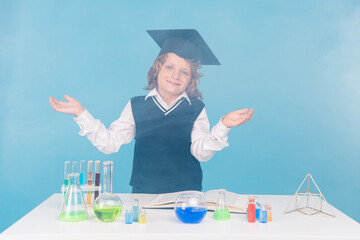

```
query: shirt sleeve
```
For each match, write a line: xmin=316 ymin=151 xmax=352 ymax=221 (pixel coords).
xmin=74 ymin=100 xmax=135 ymax=154
xmin=190 ymin=108 xmax=231 ymax=162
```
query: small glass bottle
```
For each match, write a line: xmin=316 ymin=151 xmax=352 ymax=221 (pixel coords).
xmin=93 ymin=161 xmax=123 ymax=222
xmin=125 ymin=209 xmax=133 ymax=224
xmin=255 ymin=200 xmax=260 ymax=220
xmin=133 ymin=197 xmax=139 ymax=222
xmin=213 ymin=189 xmax=230 ymax=220
xmin=259 ymin=204 xmax=267 ymax=223
xmin=247 ymin=195 xmax=256 ymax=223
xmin=138 ymin=208 xmax=146 ymax=224
xmin=266 ymin=204 xmax=272 ymax=222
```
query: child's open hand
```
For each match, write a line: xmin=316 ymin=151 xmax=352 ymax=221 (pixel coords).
xmin=222 ymin=108 xmax=254 ymax=128
xmin=49 ymin=95 xmax=85 ymax=117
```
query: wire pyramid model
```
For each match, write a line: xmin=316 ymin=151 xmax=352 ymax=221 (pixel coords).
xmin=284 ymin=173 xmax=335 ymax=217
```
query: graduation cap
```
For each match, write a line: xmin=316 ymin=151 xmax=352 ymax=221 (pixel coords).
xmin=147 ymin=29 xmax=220 ymax=65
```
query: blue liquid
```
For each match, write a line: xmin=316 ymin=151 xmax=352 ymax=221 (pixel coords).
xmin=175 ymin=207 xmax=207 ymax=224
xmin=125 ymin=212 xmax=133 ymax=224
xmin=133 ymin=206 xmax=139 ymax=222
xmin=256 ymin=208 xmax=260 ymax=220
xmin=259 ymin=210 xmax=267 ymax=223
xmin=80 ymin=172 xmax=86 ymax=185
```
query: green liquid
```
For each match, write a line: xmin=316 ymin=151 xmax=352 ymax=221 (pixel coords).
xmin=213 ymin=208 xmax=231 ymax=220
xmin=59 ymin=210 xmax=88 ymax=222
xmin=93 ymin=205 xmax=122 ymax=222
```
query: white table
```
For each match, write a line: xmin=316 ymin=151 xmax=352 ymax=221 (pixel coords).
xmin=1 ymin=194 xmax=359 ymax=240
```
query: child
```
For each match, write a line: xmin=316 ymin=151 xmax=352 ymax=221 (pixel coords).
xmin=49 ymin=29 xmax=254 ymax=194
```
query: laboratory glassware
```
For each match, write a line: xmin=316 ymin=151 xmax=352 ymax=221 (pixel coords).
xmin=138 ymin=208 xmax=146 ymax=224
xmin=93 ymin=161 xmax=122 ymax=222
xmin=72 ymin=161 xmax=79 ymax=174
xmin=86 ymin=160 xmax=94 ymax=206
xmin=133 ymin=197 xmax=139 ymax=222
xmin=259 ymin=203 xmax=268 ymax=223
xmin=266 ymin=204 xmax=272 ymax=222
xmin=125 ymin=209 xmax=133 ymax=224
xmin=59 ymin=173 xmax=88 ymax=222
xmin=213 ymin=189 xmax=230 ymax=220
xmin=80 ymin=160 xmax=87 ymax=186
xmin=63 ymin=161 xmax=71 ymax=196
xmin=94 ymin=160 xmax=101 ymax=201
xmin=174 ymin=193 xmax=207 ymax=224
xmin=247 ymin=195 xmax=256 ymax=223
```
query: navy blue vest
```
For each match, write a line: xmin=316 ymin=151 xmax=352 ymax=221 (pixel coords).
xmin=130 ymin=96 xmax=205 ymax=194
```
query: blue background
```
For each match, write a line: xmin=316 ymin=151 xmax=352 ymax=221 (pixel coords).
xmin=1 ymin=0 xmax=359 ymax=232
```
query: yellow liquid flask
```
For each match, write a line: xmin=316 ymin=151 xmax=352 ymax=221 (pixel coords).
xmin=213 ymin=189 xmax=231 ymax=220
xmin=59 ymin=173 xmax=88 ymax=222
xmin=93 ymin=161 xmax=122 ymax=222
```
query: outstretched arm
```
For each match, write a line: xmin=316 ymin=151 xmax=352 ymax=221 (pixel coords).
xmin=49 ymin=95 xmax=135 ymax=154
xmin=191 ymin=108 xmax=254 ymax=162
xmin=49 ymin=95 xmax=85 ymax=117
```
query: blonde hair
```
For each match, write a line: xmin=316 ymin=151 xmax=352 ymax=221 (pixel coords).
xmin=145 ymin=53 xmax=204 ymax=100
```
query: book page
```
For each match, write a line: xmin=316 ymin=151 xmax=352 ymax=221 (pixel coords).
xmin=143 ymin=190 xmax=201 ymax=207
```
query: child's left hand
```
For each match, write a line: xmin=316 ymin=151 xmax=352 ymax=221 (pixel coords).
xmin=222 ymin=108 xmax=254 ymax=128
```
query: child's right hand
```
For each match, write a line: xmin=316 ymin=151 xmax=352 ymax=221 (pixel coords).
xmin=49 ymin=95 xmax=85 ymax=117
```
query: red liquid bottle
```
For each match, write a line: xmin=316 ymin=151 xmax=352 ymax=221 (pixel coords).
xmin=248 ymin=195 xmax=256 ymax=223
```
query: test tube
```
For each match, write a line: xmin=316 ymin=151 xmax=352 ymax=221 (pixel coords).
xmin=80 ymin=160 xmax=87 ymax=199
xmin=94 ymin=160 xmax=101 ymax=201
xmin=72 ymin=161 xmax=79 ymax=173
xmin=86 ymin=160 xmax=94 ymax=206
xmin=64 ymin=161 xmax=70 ymax=196
xmin=79 ymin=160 xmax=87 ymax=186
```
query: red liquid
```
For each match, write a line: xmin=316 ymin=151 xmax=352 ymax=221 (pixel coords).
xmin=94 ymin=173 xmax=100 ymax=200
xmin=248 ymin=203 xmax=256 ymax=223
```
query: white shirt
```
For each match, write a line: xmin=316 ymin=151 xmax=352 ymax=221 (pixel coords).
xmin=74 ymin=89 xmax=231 ymax=162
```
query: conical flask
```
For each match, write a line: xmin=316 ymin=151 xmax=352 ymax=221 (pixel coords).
xmin=93 ymin=161 xmax=122 ymax=222
xmin=59 ymin=173 xmax=88 ymax=222
xmin=213 ymin=189 xmax=231 ymax=220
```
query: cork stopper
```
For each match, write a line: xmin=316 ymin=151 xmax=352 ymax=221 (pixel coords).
xmin=249 ymin=195 xmax=255 ymax=202
xmin=266 ymin=204 xmax=271 ymax=210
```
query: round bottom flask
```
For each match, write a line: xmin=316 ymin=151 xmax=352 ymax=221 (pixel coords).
xmin=93 ymin=161 xmax=122 ymax=222
xmin=174 ymin=193 xmax=207 ymax=224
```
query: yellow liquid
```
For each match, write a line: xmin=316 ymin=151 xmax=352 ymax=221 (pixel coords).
xmin=139 ymin=214 xmax=146 ymax=224
xmin=267 ymin=211 xmax=272 ymax=221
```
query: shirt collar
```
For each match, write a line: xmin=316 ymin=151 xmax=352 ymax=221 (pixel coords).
xmin=145 ymin=88 xmax=192 ymax=105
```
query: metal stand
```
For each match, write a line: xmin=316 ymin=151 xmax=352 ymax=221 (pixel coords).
xmin=284 ymin=173 xmax=335 ymax=217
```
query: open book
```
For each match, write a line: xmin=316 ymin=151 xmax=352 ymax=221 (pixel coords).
xmin=142 ymin=189 xmax=247 ymax=214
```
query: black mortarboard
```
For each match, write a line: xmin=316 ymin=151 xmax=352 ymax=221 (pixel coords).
xmin=147 ymin=29 xmax=220 ymax=65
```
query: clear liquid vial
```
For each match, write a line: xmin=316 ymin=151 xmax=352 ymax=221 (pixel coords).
xmin=213 ymin=189 xmax=231 ymax=220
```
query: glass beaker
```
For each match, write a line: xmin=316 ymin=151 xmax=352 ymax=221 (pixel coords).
xmin=213 ymin=189 xmax=231 ymax=220
xmin=93 ymin=161 xmax=122 ymax=222
xmin=174 ymin=193 xmax=207 ymax=224
xmin=59 ymin=173 xmax=88 ymax=222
